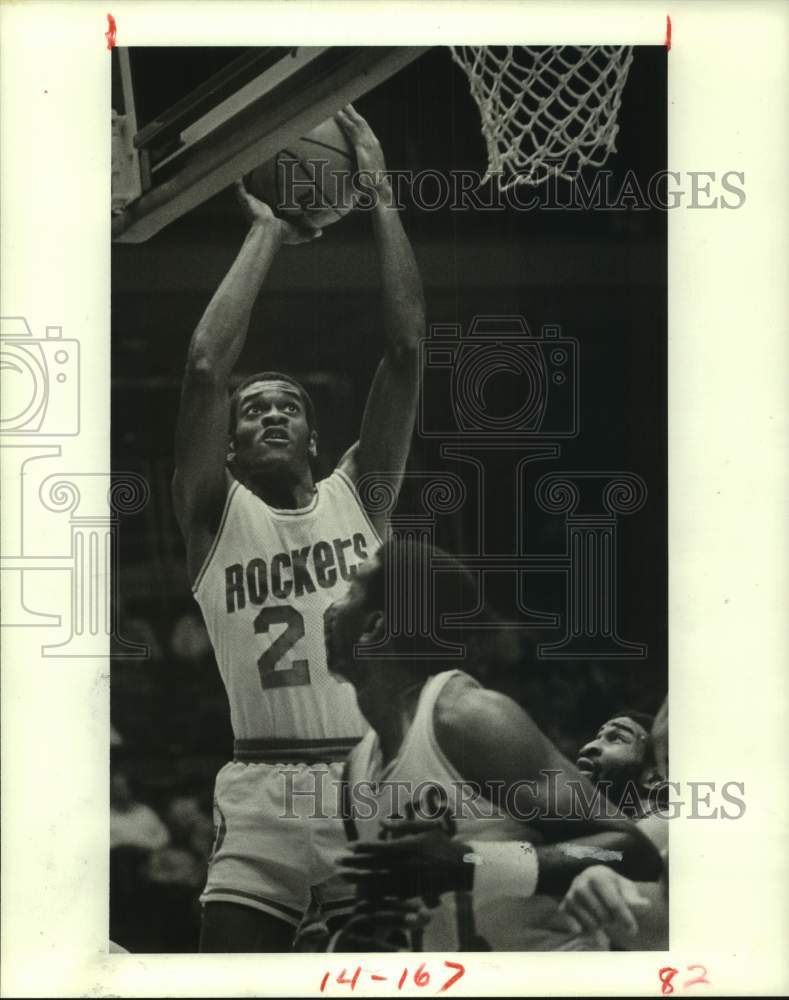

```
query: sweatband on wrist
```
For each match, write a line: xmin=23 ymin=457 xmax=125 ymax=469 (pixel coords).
xmin=465 ymin=840 xmax=539 ymax=900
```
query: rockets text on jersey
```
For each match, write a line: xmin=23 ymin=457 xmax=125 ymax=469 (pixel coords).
xmin=194 ymin=468 xmax=381 ymax=745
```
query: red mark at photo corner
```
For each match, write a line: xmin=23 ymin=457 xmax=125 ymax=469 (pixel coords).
xmin=659 ymin=964 xmax=711 ymax=995
xmin=106 ymin=13 xmax=117 ymax=50
xmin=665 ymin=15 xmax=672 ymax=51
xmin=320 ymin=961 xmax=465 ymax=993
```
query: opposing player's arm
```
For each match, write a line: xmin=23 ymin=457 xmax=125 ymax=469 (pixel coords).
xmin=173 ymin=185 xmax=317 ymax=583
xmin=335 ymin=107 xmax=424 ymax=530
xmin=435 ymin=683 xmax=663 ymax=887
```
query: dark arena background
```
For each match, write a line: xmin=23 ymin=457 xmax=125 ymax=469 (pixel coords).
xmin=111 ymin=46 xmax=667 ymax=951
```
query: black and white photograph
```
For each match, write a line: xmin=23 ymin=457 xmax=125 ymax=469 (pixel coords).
xmin=1 ymin=2 xmax=787 ymax=996
xmin=109 ymin=41 xmax=670 ymax=956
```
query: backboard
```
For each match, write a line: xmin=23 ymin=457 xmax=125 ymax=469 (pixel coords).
xmin=111 ymin=46 xmax=428 ymax=243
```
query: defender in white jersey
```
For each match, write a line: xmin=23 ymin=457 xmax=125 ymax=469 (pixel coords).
xmin=172 ymin=106 xmax=423 ymax=951
xmin=324 ymin=539 xmax=664 ymax=950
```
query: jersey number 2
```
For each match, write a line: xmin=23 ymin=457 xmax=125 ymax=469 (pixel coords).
xmin=254 ymin=606 xmax=310 ymax=689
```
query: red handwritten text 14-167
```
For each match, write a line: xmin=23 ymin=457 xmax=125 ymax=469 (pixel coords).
xmin=320 ymin=961 xmax=465 ymax=994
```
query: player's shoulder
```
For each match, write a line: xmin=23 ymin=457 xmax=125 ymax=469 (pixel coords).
xmin=320 ymin=453 xmax=375 ymax=514
xmin=215 ymin=470 xmax=254 ymax=517
xmin=335 ymin=441 xmax=360 ymax=481
xmin=434 ymin=673 xmax=516 ymax=743
xmin=433 ymin=674 xmax=527 ymax=779
xmin=314 ymin=466 xmax=354 ymax=507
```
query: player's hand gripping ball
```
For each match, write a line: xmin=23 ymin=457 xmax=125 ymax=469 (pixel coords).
xmin=234 ymin=179 xmax=321 ymax=244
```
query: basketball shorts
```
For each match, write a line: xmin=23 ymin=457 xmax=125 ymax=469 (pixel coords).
xmin=200 ymin=760 xmax=354 ymax=927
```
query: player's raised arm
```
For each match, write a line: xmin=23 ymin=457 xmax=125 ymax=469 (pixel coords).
xmin=334 ymin=107 xmax=424 ymax=512
xmin=435 ymin=685 xmax=663 ymax=887
xmin=173 ymin=184 xmax=320 ymax=582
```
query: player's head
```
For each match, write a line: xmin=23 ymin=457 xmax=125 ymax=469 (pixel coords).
xmin=227 ymin=372 xmax=318 ymax=483
xmin=576 ymin=710 xmax=662 ymax=801
xmin=325 ymin=537 xmax=512 ymax=692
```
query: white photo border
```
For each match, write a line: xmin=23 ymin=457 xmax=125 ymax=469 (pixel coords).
xmin=1 ymin=1 xmax=787 ymax=996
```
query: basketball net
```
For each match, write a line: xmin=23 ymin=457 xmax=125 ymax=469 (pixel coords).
xmin=450 ymin=46 xmax=634 ymax=188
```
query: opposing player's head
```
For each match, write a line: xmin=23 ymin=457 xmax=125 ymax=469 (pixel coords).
xmin=325 ymin=537 xmax=514 ymax=693
xmin=576 ymin=710 xmax=663 ymax=801
xmin=227 ymin=372 xmax=317 ymax=484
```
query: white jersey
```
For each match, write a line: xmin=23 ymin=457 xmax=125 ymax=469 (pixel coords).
xmin=193 ymin=467 xmax=380 ymax=750
xmin=344 ymin=670 xmax=531 ymax=950
xmin=344 ymin=670 xmax=605 ymax=951
xmin=345 ymin=671 xmax=523 ymax=841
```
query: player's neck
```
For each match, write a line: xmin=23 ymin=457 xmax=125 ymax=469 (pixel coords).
xmin=248 ymin=471 xmax=316 ymax=509
xmin=361 ymin=671 xmax=425 ymax=766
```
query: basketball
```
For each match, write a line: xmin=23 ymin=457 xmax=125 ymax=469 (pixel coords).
xmin=245 ymin=118 xmax=356 ymax=229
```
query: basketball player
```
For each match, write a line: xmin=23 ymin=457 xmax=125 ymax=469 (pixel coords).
xmin=345 ymin=696 xmax=670 ymax=949
xmin=172 ymin=106 xmax=424 ymax=951
xmin=325 ymin=538 xmax=663 ymax=950
xmin=560 ymin=699 xmax=669 ymax=949
xmin=575 ymin=710 xmax=665 ymax=814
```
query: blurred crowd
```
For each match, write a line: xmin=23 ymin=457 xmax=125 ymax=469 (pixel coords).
xmin=110 ymin=759 xmax=214 ymax=951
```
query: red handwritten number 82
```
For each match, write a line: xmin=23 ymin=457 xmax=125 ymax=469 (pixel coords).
xmin=659 ymin=965 xmax=710 ymax=994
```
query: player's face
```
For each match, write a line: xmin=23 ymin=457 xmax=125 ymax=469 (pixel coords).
xmin=576 ymin=716 xmax=650 ymax=792
xmin=324 ymin=555 xmax=381 ymax=686
xmin=231 ymin=380 xmax=316 ymax=475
